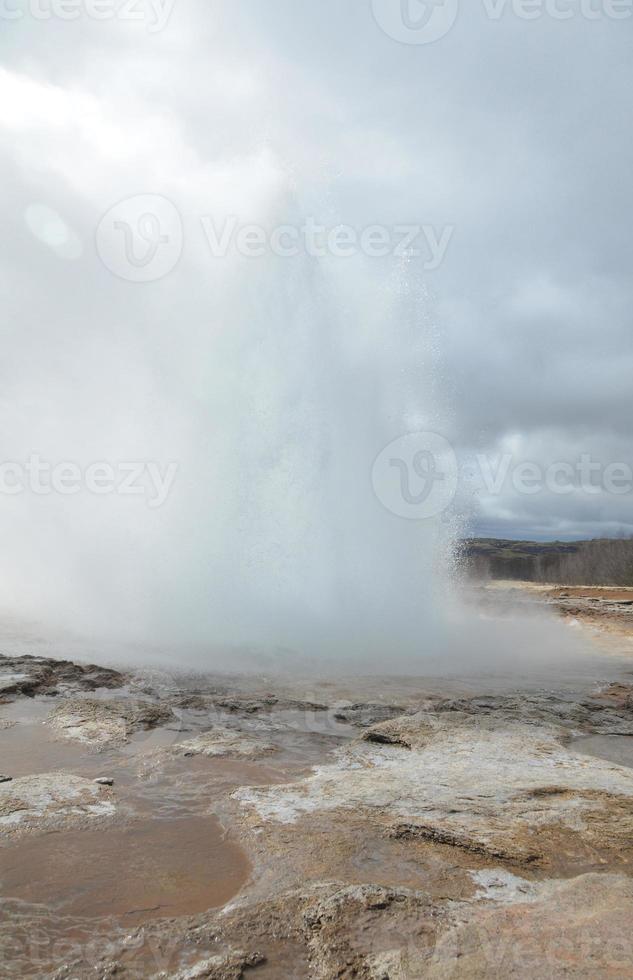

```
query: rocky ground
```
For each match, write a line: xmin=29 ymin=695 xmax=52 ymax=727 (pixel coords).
xmin=477 ymin=581 xmax=633 ymax=648
xmin=1 ymin=603 xmax=633 ymax=978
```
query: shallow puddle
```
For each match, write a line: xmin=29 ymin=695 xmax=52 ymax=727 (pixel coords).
xmin=0 ymin=719 xmax=92 ymax=778
xmin=0 ymin=697 xmax=53 ymax=724
xmin=0 ymin=815 xmax=250 ymax=924
xmin=572 ymin=734 xmax=633 ymax=769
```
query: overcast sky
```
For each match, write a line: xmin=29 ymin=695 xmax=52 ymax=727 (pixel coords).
xmin=1 ymin=0 xmax=632 ymax=585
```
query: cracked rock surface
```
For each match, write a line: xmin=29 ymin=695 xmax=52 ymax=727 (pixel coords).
xmin=0 ymin=655 xmax=125 ymax=698
xmin=45 ymin=697 xmax=175 ymax=750
xmin=175 ymin=729 xmax=277 ymax=759
xmin=0 ymin=773 xmax=115 ymax=837
xmin=235 ymin=708 xmax=633 ymax=868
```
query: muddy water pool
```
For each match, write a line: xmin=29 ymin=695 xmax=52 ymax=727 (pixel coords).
xmin=0 ymin=815 xmax=249 ymax=923
xmin=0 ymin=689 xmax=346 ymax=969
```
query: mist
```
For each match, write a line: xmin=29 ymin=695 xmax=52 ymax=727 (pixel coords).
xmin=0 ymin=156 xmax=453 ymax=661
xmin=1 ymin=2 xmax=630 ymax=667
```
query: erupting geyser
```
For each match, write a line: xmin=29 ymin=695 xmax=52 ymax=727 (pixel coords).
xmin=3 ymin=177 xmax=452 ymax=666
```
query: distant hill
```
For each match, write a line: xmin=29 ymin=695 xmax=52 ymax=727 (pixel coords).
xmin=460 ymin=537 xmax=633 ymax=585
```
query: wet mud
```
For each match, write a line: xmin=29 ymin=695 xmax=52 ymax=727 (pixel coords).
xmin=2 ymin=600 xmax=633 ymax=977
